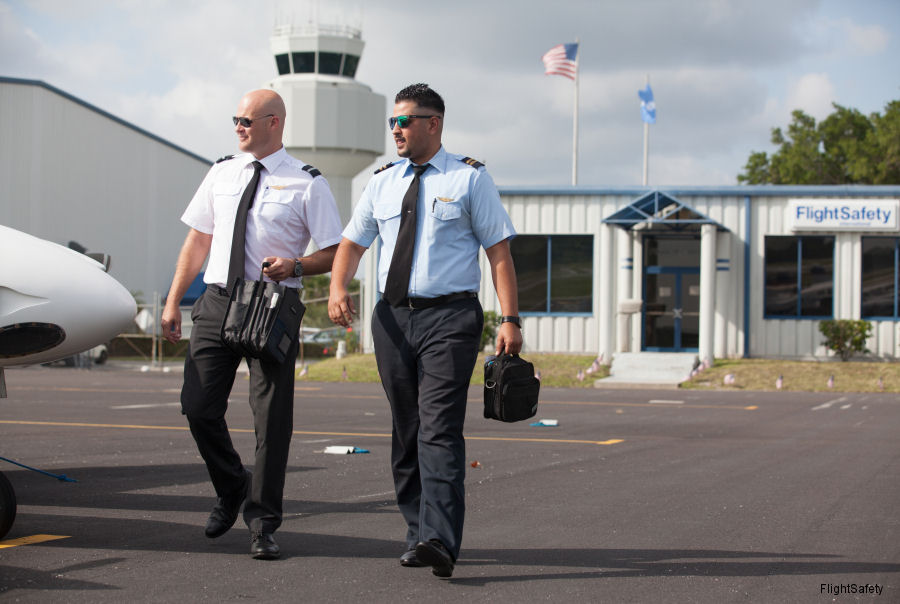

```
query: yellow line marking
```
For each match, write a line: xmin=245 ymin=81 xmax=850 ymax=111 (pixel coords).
xmin=468 ymin=436 xmax=624 ymax=446
xmin=0 ymin=534 xmax=70 ymax=549
xmin=539 ymin=400 xmax=758 ymax=411
xmin=0 ymin=420 xmax=622 ymax=447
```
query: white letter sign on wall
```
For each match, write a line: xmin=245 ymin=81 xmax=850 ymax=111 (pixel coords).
xmin=788 ymin=199 xmax=900 ymax=232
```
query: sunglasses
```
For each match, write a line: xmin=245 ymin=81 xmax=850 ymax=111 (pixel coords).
xmin=232 ymin=114 xmax=274 ymax=128
xmin=388 ymin=115 xmax=440 ymax=130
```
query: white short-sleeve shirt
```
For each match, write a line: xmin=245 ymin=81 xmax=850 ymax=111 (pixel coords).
xmin=181 ymin=147 xmax=343 ymax=289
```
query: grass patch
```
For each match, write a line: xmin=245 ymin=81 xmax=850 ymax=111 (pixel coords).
xmin=680 ymin=358 xmax=900 ymax=392
xmin=298 ymin=353 xmax=607 ymax=388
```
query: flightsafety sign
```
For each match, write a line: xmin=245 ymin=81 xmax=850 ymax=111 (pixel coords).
xmin=789 ymin=199 xmax=900 ymax=232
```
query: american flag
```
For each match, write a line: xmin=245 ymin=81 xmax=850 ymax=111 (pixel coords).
xmin=542 ymin=43 xmax=578 ymax=80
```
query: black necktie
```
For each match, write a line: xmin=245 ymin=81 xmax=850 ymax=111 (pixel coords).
xmin=383 ymin=163 xmax=429 ymax=306
xmin=227 ymin=160 xmax=264 ymax=292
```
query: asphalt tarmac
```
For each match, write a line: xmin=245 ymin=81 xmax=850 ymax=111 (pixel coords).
xmin=0 ymin=363 xmax=898 ymax=602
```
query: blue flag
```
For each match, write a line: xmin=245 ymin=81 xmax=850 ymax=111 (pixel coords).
xmin=638 ymin=84 xmax=656 ymax=124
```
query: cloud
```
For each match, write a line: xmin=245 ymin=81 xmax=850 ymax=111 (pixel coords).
xmin=843 ymin=20 xmax=889 ymax=55
xmin=785 ymin=72 xmax=836 ymax=121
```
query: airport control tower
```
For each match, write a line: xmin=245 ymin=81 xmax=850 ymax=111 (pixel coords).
xmin=266 ymin=21 xmax=386 ymax=225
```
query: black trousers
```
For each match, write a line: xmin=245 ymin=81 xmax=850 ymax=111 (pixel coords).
xmin=371 ymin=297 xmax=483 ymax=560
xmin=181 ymin=287 xmax=298 ymax=534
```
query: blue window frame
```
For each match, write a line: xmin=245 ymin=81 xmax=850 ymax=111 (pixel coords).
xmin=764 ymin=235 xmax=834 ymax=319
xmin=511 ymin=235 xmax=593 ymax=315
xmin=862 ymin=237 xmax=899 ymax=319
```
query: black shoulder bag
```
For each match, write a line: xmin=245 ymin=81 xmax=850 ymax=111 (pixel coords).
xmin=483 ymin=353 xmax=541 ymax=422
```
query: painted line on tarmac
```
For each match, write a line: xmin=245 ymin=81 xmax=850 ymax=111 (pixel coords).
xmin=111 ymin=402 xmax=181 ymax=410
xmin=812 ymin=397 xmax=847 ymax=411
xmin=538 ymin=400 xmax=758 ymax=411
xmin=0 ymin=534 xmax=70 ymax=549
xmin=0 ymin=420 xmax=622 ymax=447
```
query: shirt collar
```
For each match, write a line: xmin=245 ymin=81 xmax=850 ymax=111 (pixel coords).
xmin=247 ymin=146 xmax=288 ymax=174
xmin=403 ymin=145 xmax=447 ymax=176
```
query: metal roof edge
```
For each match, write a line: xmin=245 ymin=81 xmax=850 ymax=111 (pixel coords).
xmin=498 ymin=184 xmax=900 ymax=197
xmin=0 ymin=76 xmax=213 ymax=166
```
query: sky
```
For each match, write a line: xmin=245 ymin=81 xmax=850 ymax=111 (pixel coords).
xmin=1 ymin=0 xmax=898 ymax=195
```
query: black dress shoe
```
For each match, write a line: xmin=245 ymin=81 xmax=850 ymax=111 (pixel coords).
xmin=204 ymin=469 xmax=251 ymax=538
xmin=250 ymin=532 xmax=280 ymax=560
xmin=415 ymin=540 xmax=454 ymax=578
xmin=400 ymin=547 xmax=427 ymax=567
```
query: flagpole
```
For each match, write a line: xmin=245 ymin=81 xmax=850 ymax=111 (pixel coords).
xmin=642 ymin=73 xmax=649 ymax=186
xmin=572 ymin=37 xmax=580 ymax=186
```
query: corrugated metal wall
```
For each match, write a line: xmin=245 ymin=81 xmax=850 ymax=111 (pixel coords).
xmin=498 ymin=187 xmax=900 ymax=360
xmin=0 ymin=79 xmax=211 ymax=301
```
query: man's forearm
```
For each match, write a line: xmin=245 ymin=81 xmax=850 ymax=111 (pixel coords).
xmin=298 ymin=244 xmax=338 ymax=276
xmin=167 ymin=229 xmax=212 ymax=307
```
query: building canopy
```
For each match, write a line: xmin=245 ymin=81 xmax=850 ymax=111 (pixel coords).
xmin=603 ymin=191 xmax=727 ymax=232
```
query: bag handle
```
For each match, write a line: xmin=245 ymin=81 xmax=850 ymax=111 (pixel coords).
xmin=258 ymin=261 xmax=271 ymax=282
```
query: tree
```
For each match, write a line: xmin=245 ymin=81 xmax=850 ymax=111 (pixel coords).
xmin=738 ymin=100 xmax=900 ymax=185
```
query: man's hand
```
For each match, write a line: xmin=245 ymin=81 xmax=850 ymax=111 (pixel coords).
xmin=495 ymin=322 xmax=523 ymax=355
xmin=161 ymin=303 xmax=182 ymax=344
xmin=328 ymin=287 xmax=357 ymax=327
xmin=262 ymin=256 xmax=295 ymax=282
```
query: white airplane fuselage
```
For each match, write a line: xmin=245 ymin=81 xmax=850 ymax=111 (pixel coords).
xmin=0 ymin=225 xmax=137 ymax=367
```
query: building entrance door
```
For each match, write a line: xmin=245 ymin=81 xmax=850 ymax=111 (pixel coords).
xmin=642 ymin=237 xmax=700 ymax=352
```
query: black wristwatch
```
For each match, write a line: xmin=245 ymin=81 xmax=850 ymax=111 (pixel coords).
xmin=500 ymin=315 xmax=521 ymax=328
xmin=293 ymin=259 xmax=304 ymax=278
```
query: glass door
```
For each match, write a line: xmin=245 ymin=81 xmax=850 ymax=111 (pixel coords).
xmin=642 ymin=236 xmax=701 ymax=352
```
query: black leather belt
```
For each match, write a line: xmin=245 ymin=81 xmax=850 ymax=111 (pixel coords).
xmin=400 ymin=291 xmax=477 ymax=309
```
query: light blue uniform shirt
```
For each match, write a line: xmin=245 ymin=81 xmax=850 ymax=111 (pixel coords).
xmin=344 ymin=146 xmax=516 ymax=298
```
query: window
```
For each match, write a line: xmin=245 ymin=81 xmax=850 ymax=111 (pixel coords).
xmin=318 ymin=52 xmax=343 ymax=75
xmin=291 ymin=52 xmax=314 ymax=73
xmin=862 ymin=237 xmax=899 ymax=318
xmin=510 ymin=235 xmax=593 ymax=314
xmin=275 ymin=54 xmax=290 ymax=76
xmin=342 ymin=54 xmax=359 ymax=77
xmin=764 ymin=236 xmax=834 ymax=318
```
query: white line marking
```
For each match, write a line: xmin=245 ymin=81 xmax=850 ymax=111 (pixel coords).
xmin=649 ymin=400 xmax=683 ymax=404
xmin=111 ymin=402 xmax=181 ymax=410
xmin=811 ymin=397 xmax=846 ymax=411
xmin=840 ymin=404 xmax=852 ymax=410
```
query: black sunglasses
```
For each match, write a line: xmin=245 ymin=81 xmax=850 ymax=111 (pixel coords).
xmin=388 ymin=114 xmax=440 ymax=130
xmin=232 ymin=114 xmax=274 ymax=128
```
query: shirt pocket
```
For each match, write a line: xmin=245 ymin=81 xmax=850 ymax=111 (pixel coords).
xmin=256 ymin=188 xmax=295 ymax=221
xmin=373 ymin=200 xmax=403 ymax=224
xmin=212 ymin=182 xmax=242 ymax=216
xmin=431 ymin=200 xmax=462 ymax=221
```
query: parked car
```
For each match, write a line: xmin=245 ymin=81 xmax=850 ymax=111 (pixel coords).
xmin=43 ymin=343 xmax=109 ymax=367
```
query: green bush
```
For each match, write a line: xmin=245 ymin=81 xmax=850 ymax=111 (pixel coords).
xmin=818 ymin=319 xmax=872 ymax=361
xmin=481 ymin=310 xmax=501 ymax=350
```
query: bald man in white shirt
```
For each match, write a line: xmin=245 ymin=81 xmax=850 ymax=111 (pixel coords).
xmin=162 ymin=89 xmax=342 ymax=560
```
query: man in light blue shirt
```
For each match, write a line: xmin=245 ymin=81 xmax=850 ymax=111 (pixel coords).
xmin=329 ymin=83 xmax=522 ymax=578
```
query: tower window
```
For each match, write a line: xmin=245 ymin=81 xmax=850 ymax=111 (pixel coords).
xmin=291 ymin=52 xmax=314 ymax=73
xmin=319 ymin=52 xmax=342 ymax=75
xmin=342 ymin=54 xmax=359 ymax=77
xmin=275 ymin=54 xmax=290 ymax=76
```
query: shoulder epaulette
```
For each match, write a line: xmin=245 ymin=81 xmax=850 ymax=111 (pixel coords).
xmin=302 ymin=164 xmax=322 ymax=178
xmin=460 ymin=156 xmax=485 ymax=169
xmin=374 ymin=162 xmax=397 ymax=174
xmin=215 ymin=155 xmax=235 ymax=164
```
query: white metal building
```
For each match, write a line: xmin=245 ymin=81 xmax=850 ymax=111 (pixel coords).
xmin=0 ymin=76 xmax=212 ymax=300
xmin=467 ymin=185 xmax=900 ymax=361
